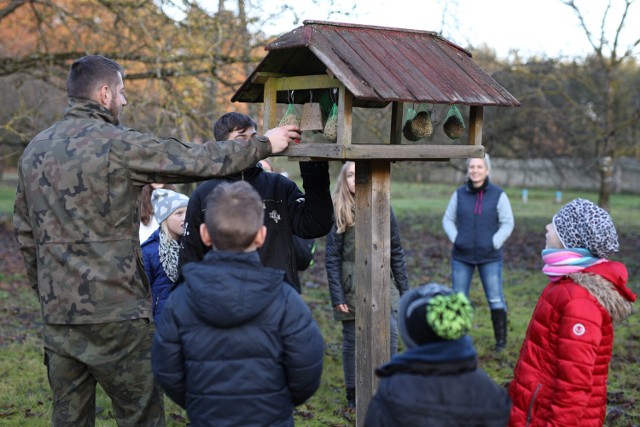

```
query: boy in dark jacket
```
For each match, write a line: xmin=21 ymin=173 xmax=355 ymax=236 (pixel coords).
xmin=365 ymin=283 xmax=511 ymax=427
xmin=152 ymin=181 xmax=324 ymax=427
xmin=178 ymin=112 xmax=333 ymax=292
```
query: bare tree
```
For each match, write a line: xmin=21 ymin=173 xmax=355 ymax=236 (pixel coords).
xmin=0 ymin=0 xmax=358 ymax=157
xmin=0 ymin=0 xmax=267 ymax=148
xmin=561 ymin=0 xmax=640 ymax=210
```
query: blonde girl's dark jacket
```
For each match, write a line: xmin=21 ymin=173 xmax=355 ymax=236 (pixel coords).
xmin=326 ymin=208 xmax=409 ymax=320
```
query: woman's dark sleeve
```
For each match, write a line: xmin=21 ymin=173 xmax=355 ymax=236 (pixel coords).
xmin=390 ymin=209 xmax=409 ymax=295
xmin=325 ymin=224 xmax=346 ymax=307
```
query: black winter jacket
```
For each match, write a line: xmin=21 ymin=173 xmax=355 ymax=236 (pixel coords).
xmin=152 ymin=250 xmax=324 ymax=427
xmin=178 ymin=161 xmax=333 ymax=292
xmin=365 ymin=340 xmax=511 ymax=427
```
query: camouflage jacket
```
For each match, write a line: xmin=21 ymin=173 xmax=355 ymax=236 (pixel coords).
xmin=13 ymin=98 xmax=272 ymax=324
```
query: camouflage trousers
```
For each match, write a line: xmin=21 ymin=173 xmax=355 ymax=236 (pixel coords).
xmin=43 ymin=319 xmax=165 ymax=427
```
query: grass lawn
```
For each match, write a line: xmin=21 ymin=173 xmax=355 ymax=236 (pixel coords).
xmin=1 ymin=180 xmax=639 ymax=426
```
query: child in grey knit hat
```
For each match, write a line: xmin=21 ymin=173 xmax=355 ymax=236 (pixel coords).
xmin=508 ymin=198 xmax=636 ymax=427
xmin=142 ymin=188 xmax=189 ymax=321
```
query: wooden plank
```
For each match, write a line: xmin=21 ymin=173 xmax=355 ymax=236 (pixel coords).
xmin=397 ymin=34 xmax=469 ymax=102
xmin=263 ymin=78 xmax=278 ymax=131
xmin=354 ymin=160 xmax=391 ymax=427
xmin=338 ymin=87 xmax=353 ymax=146
xmin=469 ymin=106 xmax=483 ymax=146
xmin=252 ymin=72 xmax=289 ymax=84
xmin=282 ymin=143 xmax=484 ymax=160
xmin=273 ymin=74 xmax=341 ymax=91
xmin=314 ymin=30 xmax=397 ymax=100
xmin=357 ymin=30 xmax=447 ymax=102
xmin=429 ymin=39 xmax=518 ymax=105
xmin=308 ymin=33 xmax=379 ymax=100
xmin=333 ymin=30 xmax=401 ymax=100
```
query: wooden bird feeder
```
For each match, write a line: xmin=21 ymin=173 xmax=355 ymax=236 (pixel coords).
xmin=232 ymin=20 xmax=520 ymax=425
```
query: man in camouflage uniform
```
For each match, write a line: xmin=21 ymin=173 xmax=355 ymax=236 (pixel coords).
xmin=13 ymin=55 xmax=298 ymax=426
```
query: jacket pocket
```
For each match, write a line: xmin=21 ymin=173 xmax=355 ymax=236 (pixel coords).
xmin=342 ymin=274 xmax=354 ymax=294
xmin=526 ymin=383 xmax=542 ymax=427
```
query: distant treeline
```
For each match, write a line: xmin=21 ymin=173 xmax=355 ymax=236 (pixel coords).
xmin=391 ymin=157 xmax=640 ymax=195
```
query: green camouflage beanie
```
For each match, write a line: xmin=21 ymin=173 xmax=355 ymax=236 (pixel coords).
xmin=399 ymin=283 xmax=474 ymax=348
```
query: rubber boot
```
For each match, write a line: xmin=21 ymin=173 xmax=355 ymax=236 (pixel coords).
xmin=491 ymin=309 xmax=507 ymax=352
xmin=346 ymin=387 xmax=356 ymax=409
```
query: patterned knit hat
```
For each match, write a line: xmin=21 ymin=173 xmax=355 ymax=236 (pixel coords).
xmin=552 ymin=198 xmax=619 ymax=259
xmin=151 ymin=189 xmax=189 ymax=224
xmin=399 ymin=283 xmax=474 ymax=349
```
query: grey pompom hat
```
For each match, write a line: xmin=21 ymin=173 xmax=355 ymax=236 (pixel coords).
xmin=151 ymin=189 xmax=189 ymax=224
xmin=552 ymin=198 xmax=619 ymax=258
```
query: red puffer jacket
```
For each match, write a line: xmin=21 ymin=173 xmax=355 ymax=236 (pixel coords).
xmin=508 ymin=261 xmax=635 ymax=427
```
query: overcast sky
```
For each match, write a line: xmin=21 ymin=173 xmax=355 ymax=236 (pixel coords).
xmin=217 ymin=0 xmax=639 ymax=60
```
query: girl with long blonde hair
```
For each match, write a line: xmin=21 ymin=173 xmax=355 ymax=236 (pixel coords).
xmin=325 ymin=161 xmax=409 ymax=409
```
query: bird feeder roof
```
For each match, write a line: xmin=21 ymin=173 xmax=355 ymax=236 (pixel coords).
xmin=231 ymin=20 xmax=520 ymax=108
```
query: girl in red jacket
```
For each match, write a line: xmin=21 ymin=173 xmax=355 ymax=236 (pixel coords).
xmin=508 ymin=198 xmax=636 ymax=427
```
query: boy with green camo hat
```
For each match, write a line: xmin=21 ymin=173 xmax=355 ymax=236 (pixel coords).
xmin=365 ymin=283 xmax=511 ymax=426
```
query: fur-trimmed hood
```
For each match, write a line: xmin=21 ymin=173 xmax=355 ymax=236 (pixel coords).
xmin=569 ymin=260 xmax=635 ymax=324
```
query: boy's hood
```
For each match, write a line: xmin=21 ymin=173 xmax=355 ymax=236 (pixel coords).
xmin=182 ymin=251 xmax=286 ymax=327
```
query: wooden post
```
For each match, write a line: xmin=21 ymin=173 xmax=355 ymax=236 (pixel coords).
xmin=338 ymin=87 xmax=353 ymax=146
xmin=390 ymin=102 xmax=403 ymax=144
xmin=354 ymin=160 xmax=391 ymax=426
xmin=263 ymin=77 xmax=278 ymax=132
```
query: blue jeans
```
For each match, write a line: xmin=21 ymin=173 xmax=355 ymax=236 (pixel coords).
xmin=451 ymin=259 xmax=507 ymax=311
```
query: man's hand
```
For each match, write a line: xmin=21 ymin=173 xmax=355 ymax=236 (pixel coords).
xmin=265 ymin=125 xmax=301 ymax=154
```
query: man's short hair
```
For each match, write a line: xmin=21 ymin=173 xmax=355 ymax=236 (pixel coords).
xmin=204 ymin=181 xmax=263 ymax=251
xmin=67 ymin=55 xmax=124 ymax=100
xmin=213 ymin=112 xmax=257 ymax=141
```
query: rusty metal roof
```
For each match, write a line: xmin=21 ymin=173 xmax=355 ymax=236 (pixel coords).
xmin=232 ymin=20 xmax=520 ymax=108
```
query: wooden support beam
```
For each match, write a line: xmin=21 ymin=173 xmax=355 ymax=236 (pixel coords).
xmin=283 ymin=143 xmax=484 ymax=160
xmin=354 ymin=160 xmax=391 ymax=426
xmin=271 ymin=74 xmax=341 ymax=91
xmin=251 ymin=72 xmax=289 ymax=84
xmin=337 ymin=87 xmax=353 ymax=146
xmin=263 ymin=78 xmax=278 ymax=131
xmin=390 ymin=102 xmax=403 ymax=145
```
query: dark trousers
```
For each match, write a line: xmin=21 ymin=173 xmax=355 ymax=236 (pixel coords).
xmin=341 ymin=311 xmax=398 ymax=389
xmin=44 ymin=319 xmax=165 ymax=427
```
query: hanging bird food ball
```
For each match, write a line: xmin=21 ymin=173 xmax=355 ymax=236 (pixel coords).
xmin=410 ymin=111 xmax=433 ymax=138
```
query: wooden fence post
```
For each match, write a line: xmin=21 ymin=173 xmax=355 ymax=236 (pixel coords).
xmin=354 ymin=159 xmax=391 ymax=426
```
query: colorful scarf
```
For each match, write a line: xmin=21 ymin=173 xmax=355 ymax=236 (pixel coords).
xmin=541 ymin=248 xmax=603 ymax=282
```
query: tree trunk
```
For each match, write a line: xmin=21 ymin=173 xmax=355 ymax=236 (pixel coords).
xmin=598 ymin=155 xmax=613 ymax=211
